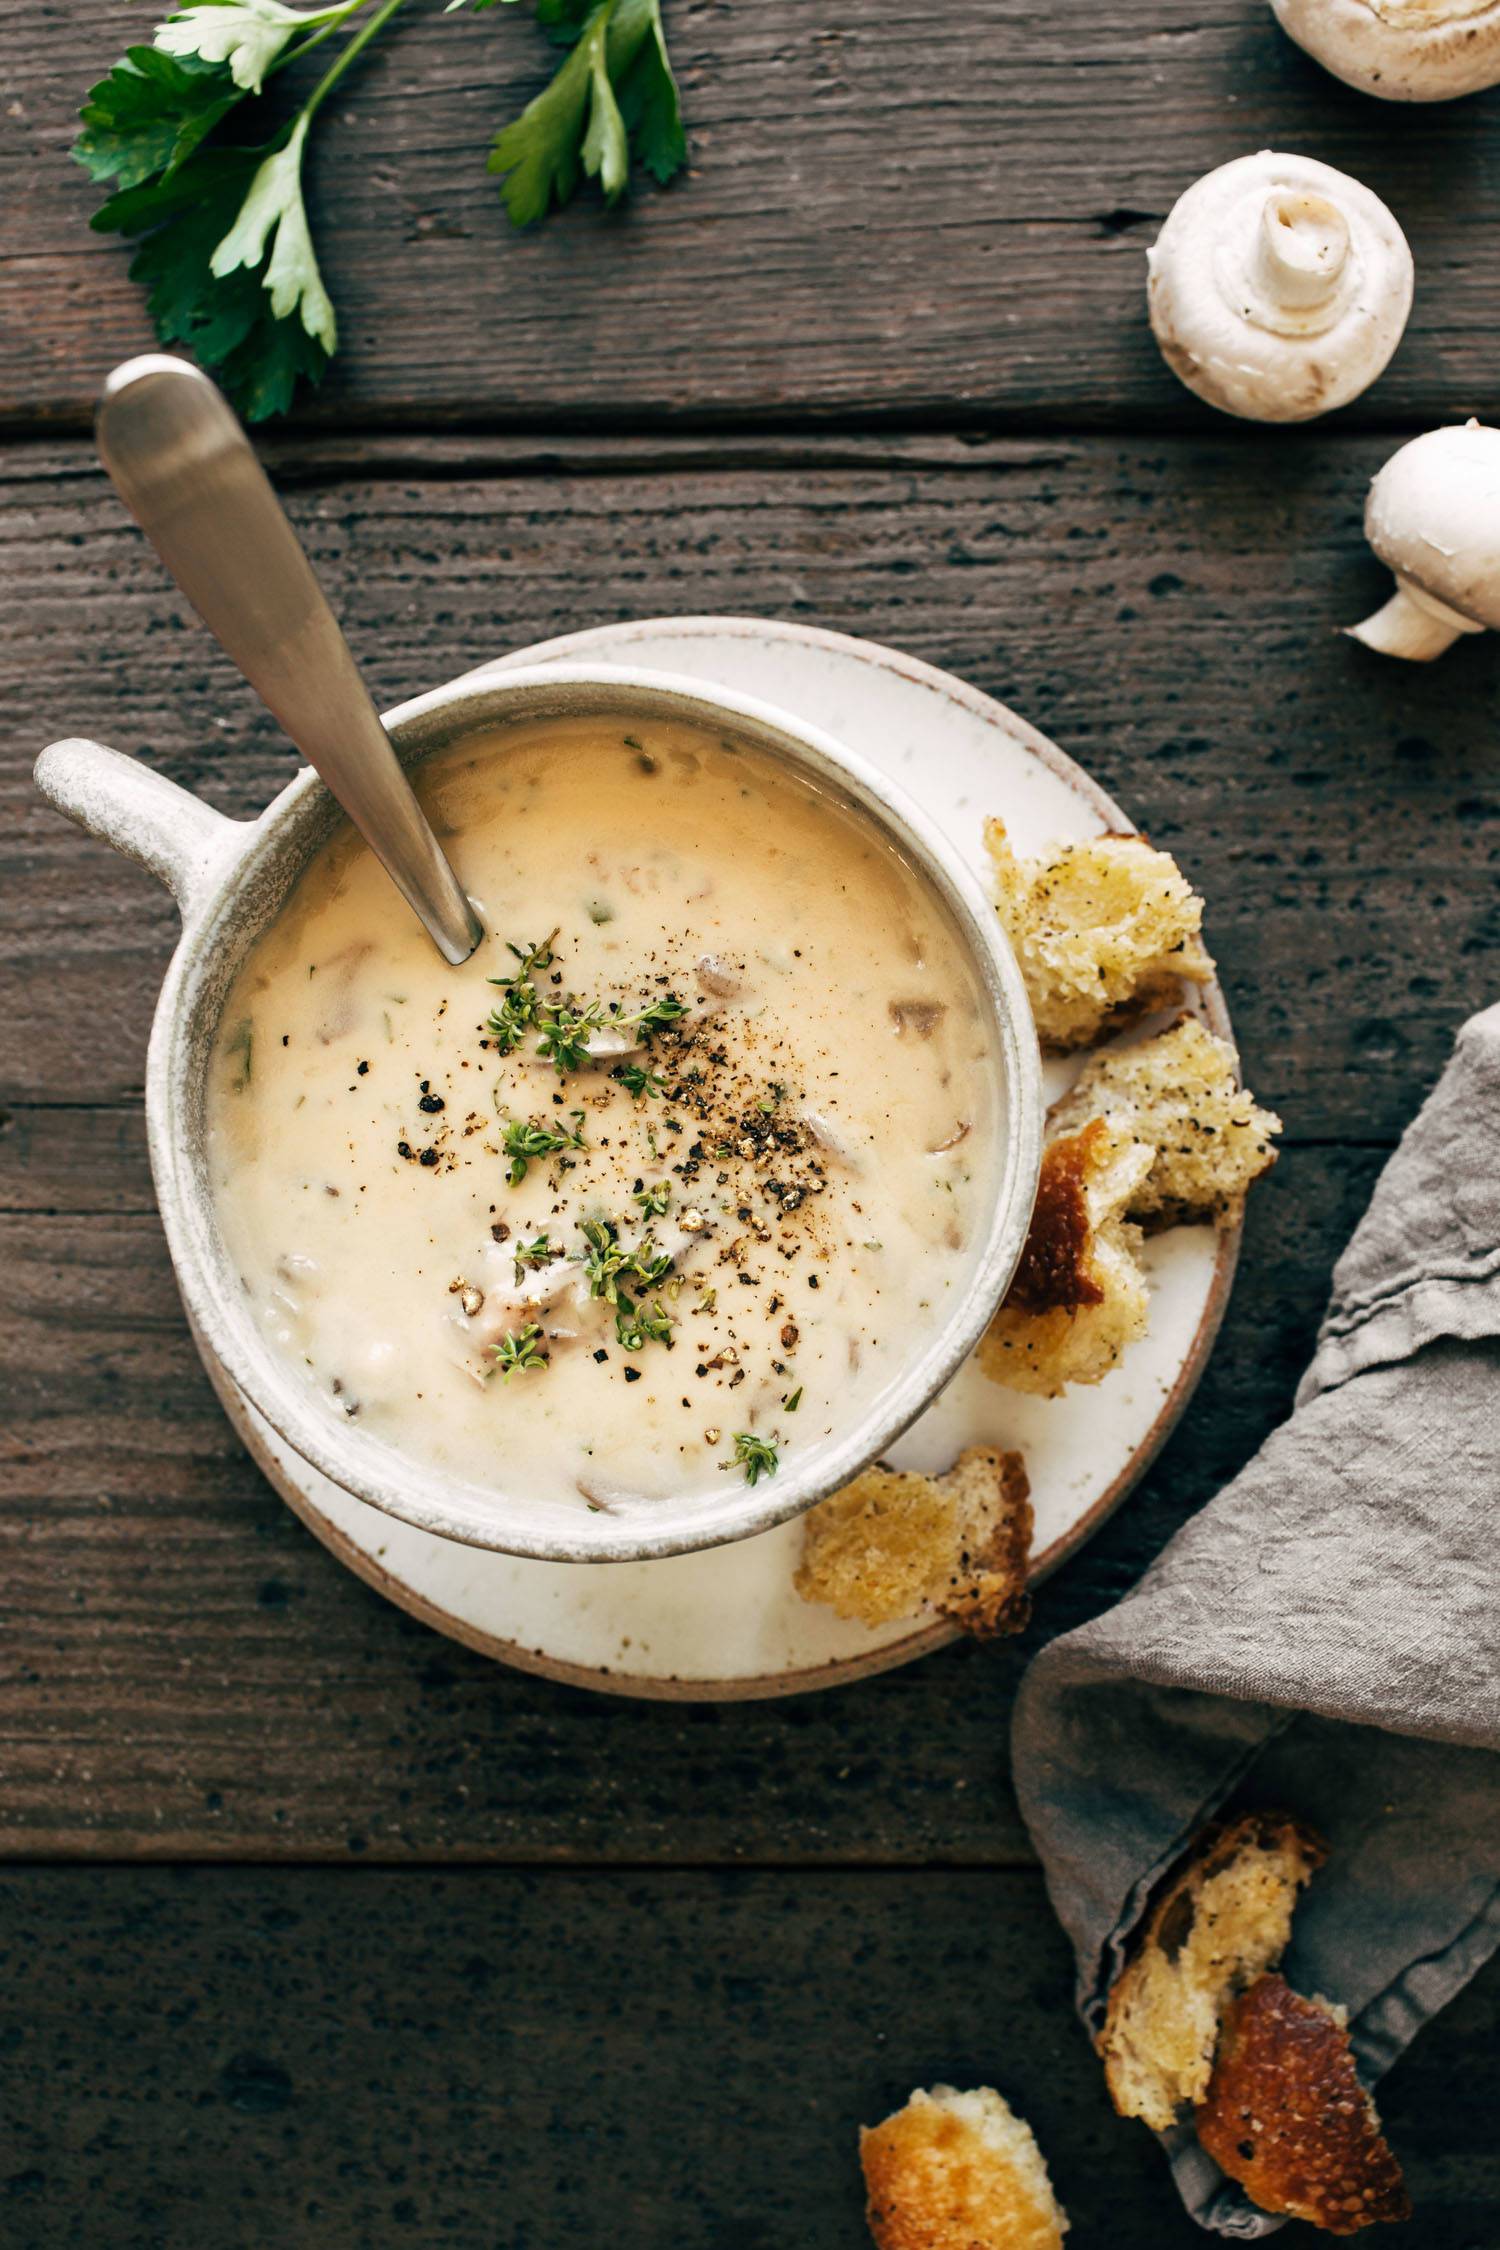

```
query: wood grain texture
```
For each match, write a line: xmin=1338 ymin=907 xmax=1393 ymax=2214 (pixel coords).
xmin=3 ymin=1867 xmax=1495 ymax=2250
xmin=0 ymin=1142 xmax=1381 ymax=1861
xmin=4 ymin=0 xmax=1500 ymax=430
xmin=6 ymin=437 xmax=1497 ymax=1138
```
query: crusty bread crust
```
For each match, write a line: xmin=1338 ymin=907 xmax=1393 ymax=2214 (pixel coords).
xmin=979 ymin=1119 xmax=1152 ymax=1395
xmin=1197 ymin=1976 xmax=1411 ymax=2235
xmin=795 ymin=1447 xmax=1032 ymax=1638
xmin=1098 ymin=1812 xmax=1328 ymax=2131
xmin=986 ymin=818 xmax=1213 ymax=1051
xmin=1049 ymin=1016 xmax=1281 ymax=1232
xmin=861 ymin=2084 xmax=1069 ymax=2250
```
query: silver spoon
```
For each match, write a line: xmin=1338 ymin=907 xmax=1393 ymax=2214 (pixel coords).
xmin=95 ymin=355 xmax=484 ymax=966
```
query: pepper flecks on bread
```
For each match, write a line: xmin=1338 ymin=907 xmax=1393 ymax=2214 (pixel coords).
xmin=861 ymin=2084 xmax=1069 ymax=2250
xmin=795 ymin=1447 xmax=1032 ymax=1637
xmin=1049 ymin=1016 xmax=1282 ymax=1231
xmin=1196 ymin=1976 xmax=1411 ymax=2235
xmin=985 ymin=818 xmax=1214 ymax=1051
xmin=1098 ymin=1812 xmax=1327 ymax=2131
xmin=979 ymin=1120 xmax=1153 ymax=1396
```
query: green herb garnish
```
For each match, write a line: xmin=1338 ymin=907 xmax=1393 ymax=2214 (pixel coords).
xmin=500 ymin=1111 xmax=586 ymax=1184
xmin=615 ymin=1292 xmax=673 ymax=1351
xmin=614 ymin=1061 xmax=665 ymax=1101
xmin=577 ymin=1217 xmax=630 ymax=1303
xmin=629 ymin=993 xmax=688 ymax=1037
xmin=781 ymin=1387 xmax=802 ymax=1413
xmin=513 ymin=1231 xmax=556 ymax=1282
xmin=534 ymin=999 xmax=606 ymax=1076
xmin=730 ymin=1432 xmax=779 ymax=1486
xmin=633 ymin=1181 xmax=671 ymax=1218
xmin=486 ymin=930 xmax=559 ymax=1052
xmin=491 ymin=1323 xmax=548 ymax=1379
xmin=628 ymin=1237 xmax=674 ymax=1289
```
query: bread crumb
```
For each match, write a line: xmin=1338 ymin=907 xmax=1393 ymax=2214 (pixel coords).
xmin=1050 ymin=1016 xmax=1281 ymax=1230
xmin=979 ymin=1119 xmax=1152 ymax=1396
xmin=1197 ymin=1975 xmax=1410 ymax=2235
xmin=861 ymin=2083 xmax=1069 ymax=2250
xmin=986 ymin=818 xmax=1213 ymax=1050
xmin=795 ymin=1447 xmax=1031 ymax=1636
xmin=1099 ymin=1813 xmax=1327 ymax=2132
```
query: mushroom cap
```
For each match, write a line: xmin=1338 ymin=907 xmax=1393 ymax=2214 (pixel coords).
xmin=1271 ymin=0 xmax=1500 ymax=101
xmin=1147 ymin=152 xmax=1413 ymax=422
xmin=1364 ymin=419 xmax=1500 ymax=628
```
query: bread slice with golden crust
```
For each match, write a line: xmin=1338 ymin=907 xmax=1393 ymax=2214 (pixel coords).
xmin=795 ymin=1447 xmax=1032 ymax=1637
xmin=1098 ymin=1812 xmax=1327 ymax=2132
xmin=861 ymin=2084 xmax=1069 ymax=2250
xmin=985 ymin=818 xmax=1214 ymax=1050
xmin=1049 ymin=1017 xmax=1282 ymax=1231
xmin=979 ymin=1119 xmax=1153 ymax=1396
xmin=1197 ymin=1976 xmax=1411 ymax=2235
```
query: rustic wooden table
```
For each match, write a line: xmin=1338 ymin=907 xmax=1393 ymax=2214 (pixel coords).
xmin=4 ymin=3 xmax=1498 ymax=2243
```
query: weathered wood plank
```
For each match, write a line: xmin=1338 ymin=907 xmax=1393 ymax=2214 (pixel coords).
xmin=4 ymin=0 xmax=1500 ymax=429
xmin=5 ymin=438 xmax=1496 ymax=1135
xmin=0 ymin=1143 xmax=1382 ymax=1861
xmin=2 ymin=1866 xmax=1494 ymax=2248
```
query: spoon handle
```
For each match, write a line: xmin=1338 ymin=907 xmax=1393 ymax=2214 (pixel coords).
xmin=96 ymin=355 xmax=484 ymax=966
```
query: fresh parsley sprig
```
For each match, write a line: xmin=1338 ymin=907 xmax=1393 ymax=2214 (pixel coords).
xmin=73 ymin=2 xmax=687 ymax=422
xmin=452 ymin=0 xmax=684 ymax=225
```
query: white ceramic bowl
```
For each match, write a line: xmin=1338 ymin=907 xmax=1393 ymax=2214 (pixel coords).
xmin=35 ymin=665 xmax=1042 ymax=1561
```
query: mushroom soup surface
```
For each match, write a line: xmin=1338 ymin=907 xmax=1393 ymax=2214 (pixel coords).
xmin=207 ymin=714 xmax=1001 ymax=1511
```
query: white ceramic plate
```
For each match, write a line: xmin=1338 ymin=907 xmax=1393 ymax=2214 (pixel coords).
xmin=195 ymin=619 xmax=1237 ymax=1699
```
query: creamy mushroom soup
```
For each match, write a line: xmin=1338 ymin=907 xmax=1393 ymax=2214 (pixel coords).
xmin=207 ymin=713 xmax=1000 ymax=1511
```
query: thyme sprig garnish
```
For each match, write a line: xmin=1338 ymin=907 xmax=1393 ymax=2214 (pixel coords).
xmin=577 ymin=1217 xmax=631 ymax=1304
xmin=730 ymin=1432 xmax=779 ymax=1485
xmin=633 ymin=1181 xmax=671 ymax=1217
xmin=491 ymin=1323 xmax=548 ymax=1380
xmin=500 ymin=1111 xmax=586 ymax=1184
xmin=630 ymin=994 xmax=689 ymax=1035
xmin=615 ymin=1292 xmax=673 ymax=1351
xmin=484 ymin=939 xmax=689 ymax=1078
xmin=513 ymin=1231 xmax=557 ymax=1283
xmin=535 ymin=998 xmax=607 ymax=1075
xmin=486 ymin=929 xmax=558 ymax=1054
xmin=614 ymin=1060 xmax=665 ymax=1101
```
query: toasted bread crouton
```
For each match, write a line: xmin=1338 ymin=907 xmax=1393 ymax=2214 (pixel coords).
xmin=979 ymin=1120 xmax=1153 ymax=1396
xmin=861 ymin=2084 xmax=1069 ymax=2250
xmin=1049 ymin=1018 xmax=1282 ymax=1230
xmin=1098 ymin=1813 xmax=1327 ymax=2132
xmin=1197 ymin=1977 xmax=1410 ymax=2235
xmin=795 ymin=1447 xmax=1032 ymax=1637
xmin=985 ymin=818 xmax=1214 ymax=1050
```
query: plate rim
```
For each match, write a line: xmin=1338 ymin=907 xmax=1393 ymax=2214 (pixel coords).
xmin=202 ymin=617 xmax=1241 ymax=1701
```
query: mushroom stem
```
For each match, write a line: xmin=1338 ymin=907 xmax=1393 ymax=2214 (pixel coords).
xmin=1252 ymin=190 xmax=1351 ymax=313
xmin=1346 ymin=576 xmax=1481 ymax=661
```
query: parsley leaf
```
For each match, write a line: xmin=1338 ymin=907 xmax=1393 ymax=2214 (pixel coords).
xmin=485 ymin=0 xmax=684 ymax=224
xmin=74 ymin=0 xmax=690 ymax=422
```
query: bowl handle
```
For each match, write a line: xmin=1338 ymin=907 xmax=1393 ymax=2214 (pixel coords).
xmin=34 ymin=738 xmax=248 ymax=921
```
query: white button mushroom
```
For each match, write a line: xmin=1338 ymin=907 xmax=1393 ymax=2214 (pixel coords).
xmin=1348 ymin=419 xmax=1500 ymax=659
xmin=1147 ymin=152 xmax=1413 ymax=422
xmin=1271 ymin=0 xmax=1500 ymax=101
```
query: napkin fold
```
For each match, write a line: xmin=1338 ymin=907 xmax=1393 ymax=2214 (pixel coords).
xmin=1012 ymin=1002 xmax=1500 ymax=2237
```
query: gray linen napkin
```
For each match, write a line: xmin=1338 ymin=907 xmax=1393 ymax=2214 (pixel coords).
xmin=1011 ymin=1001 xmax=1500 ymax=2237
